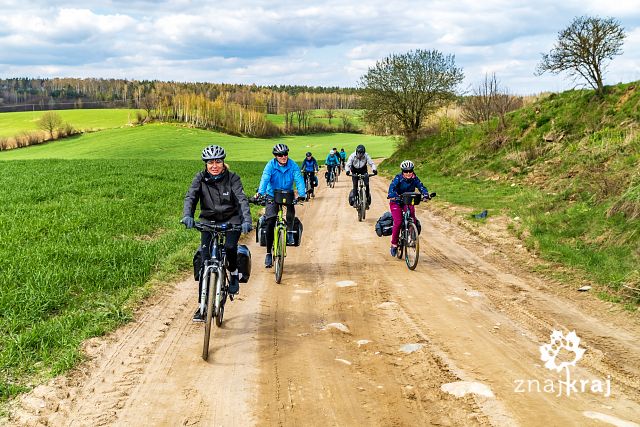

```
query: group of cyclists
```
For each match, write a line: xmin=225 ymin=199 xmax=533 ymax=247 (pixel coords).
xmin=181 ymin=142 xmax=430 ymax=321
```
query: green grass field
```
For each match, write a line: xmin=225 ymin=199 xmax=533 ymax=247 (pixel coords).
xmin=266 ymin=109 xmax=363 ymax=128
xmin=0 ymin=123 xmax=395 ymax=162
xmin=0 ymin=109 xmax=144 ymax=137
xmin=0 ymin=121 xmax=396 ymax=403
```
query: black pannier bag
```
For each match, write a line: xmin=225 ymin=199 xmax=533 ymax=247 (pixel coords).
xmin=312 ymin=176 xmax=318 ymax=187
xmin=237 ymin=244 xmax=251 ymax=283
xmin=193 ymin=250 xmax=203 ymax=281
xmin=415 ymin=218 xmax=422 ymax=235
xmin=256 ymin=214 xmax=267 ymax=247
xmin=375 ymin=211 xmax=394 ymax=237
xmin=287 ymin=217 xmax=303 ymax=246
xmin=348 ymin=189 xmax=356 ymax=207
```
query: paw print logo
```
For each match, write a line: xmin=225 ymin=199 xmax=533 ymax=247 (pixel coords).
xmin=539 ymin=330 xmax=586 ymax=373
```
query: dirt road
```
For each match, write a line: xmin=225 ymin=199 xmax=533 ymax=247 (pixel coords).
xmin=9 ymin=173 xmax=640 ymax=426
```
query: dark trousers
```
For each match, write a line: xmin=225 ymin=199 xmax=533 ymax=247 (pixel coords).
xmin=264 ymin=199 xmax=295 ymax=254
xmin=200 ymin=230 xmax=241 ymax=272
xmin=351 ymin=174 xmax=371 ymax=202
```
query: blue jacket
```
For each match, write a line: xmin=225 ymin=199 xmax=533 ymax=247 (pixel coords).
xmin=301 ymin=157 xmax=319 ymax=172
xmin=258 ymin=158 xmax=306 ymax=198
xmin=339 ymin=151 xmax=346 ymax=161
xmin=388 ymin=173 xmax=429 ymax=203
xmin=325 ymin=153 xmax=340 ymax=166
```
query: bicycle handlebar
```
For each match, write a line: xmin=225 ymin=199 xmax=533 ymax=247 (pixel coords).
xmin=194 ymin=222 xmax=243 ymax=233
xmin=248 ymin=195 xmax=304 ymax=206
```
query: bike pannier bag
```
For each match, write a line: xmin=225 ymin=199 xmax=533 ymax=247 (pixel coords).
xmin=375 ymin=211 xmax=394 ymax=237
xmin=415 ymin=218 xmax=422 ymax=235
xmin=273 ymin=189 xmax=294 ymax=205
xmin=256 ymin=215 xmax=267 ymax=247
xmin=237 ymin=244 xmax=252 ymax=283
xmin=312 ymin=176 xmax=318 ymax=187
xmin=193 ymin=250 xmax=203 ymax=281
xmin=400 ymin=192 xmax=422 ymax=206
xmin=287 ymin=217 xmax=303 ymax=246
xmin=348 ymin=189 xmax=356 ymax=207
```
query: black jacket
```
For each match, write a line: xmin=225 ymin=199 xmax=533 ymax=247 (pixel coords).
xmin=183 ymin=168 xmax=251 ymax=225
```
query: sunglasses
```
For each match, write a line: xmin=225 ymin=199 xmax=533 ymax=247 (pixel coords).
xmin=275 ymin=153 xmax=289 ymax=158
xmin=207 ymin=159 xmax=224 ymax=164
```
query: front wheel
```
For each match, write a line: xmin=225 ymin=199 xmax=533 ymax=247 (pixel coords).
xmin=404 ymin=222 xmax=420 ymax=270
xmin=358 ymin=188 xmax=366 ymax=221
xmin=274 ymin=227 xmax=286 ymax=283
xmin=202 ymin=270 xmax=217 ymax=361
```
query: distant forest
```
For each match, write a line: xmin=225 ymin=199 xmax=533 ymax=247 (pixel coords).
xmin=0 ymin=78 xmax=360 ymax=113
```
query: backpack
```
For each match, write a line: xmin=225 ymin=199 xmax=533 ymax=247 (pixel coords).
xmin=375 ymin=212 xmax=394 ymax=237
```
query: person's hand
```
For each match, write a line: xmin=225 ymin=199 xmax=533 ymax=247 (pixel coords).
xmin=346 ymin=171 xmax=351 ymax=176
xmin=422 ymin=194 xmax=431 ymax=201
xmin=372 ymin=170 xmax=378 ymax=176
xmin=181 ymin=216 xmax=194 ymax=229
xmin=241 ymin=222 xmax=253 ymax=234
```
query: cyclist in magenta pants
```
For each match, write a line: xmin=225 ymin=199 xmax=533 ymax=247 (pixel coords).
xmin=387 ymin=160 xmax=430 ymax=257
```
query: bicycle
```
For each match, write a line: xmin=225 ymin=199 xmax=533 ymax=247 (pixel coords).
xmin=353 ymin=173 xmax=372 ymax=222
xmin=326 ymin=165 xmax=337 ymax=188
xmin=192 ymin=221 xmax=242 ymax=360
xmin=394 ymin=192 xmax=436 ymax=270
xmin=250 ymin=190 xmax=303 ymax=284
xmin=302 ymin=171 xmax=316 ymax=200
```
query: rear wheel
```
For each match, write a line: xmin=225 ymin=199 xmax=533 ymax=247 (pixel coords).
xmin=404 ymin=222 xmax=420 ymax=270
xmin=202 ymin=270 xmax=217 ymax=361
xmin=274 ymin=227 xmax=285 ymax=283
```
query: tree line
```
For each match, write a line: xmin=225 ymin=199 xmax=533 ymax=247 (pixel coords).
xmin=0 ymin=78 xmax=359 ymax=113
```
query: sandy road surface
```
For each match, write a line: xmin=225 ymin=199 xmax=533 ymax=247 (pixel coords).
xmin=8 ymin=172 xmax=640 ymax=426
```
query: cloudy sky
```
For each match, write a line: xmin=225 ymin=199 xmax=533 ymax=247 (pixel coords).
xmin=1 ymin=0 xmax=639 ymax=94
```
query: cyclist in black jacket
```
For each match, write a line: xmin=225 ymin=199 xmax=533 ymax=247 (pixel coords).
xmin=181 ymin=145 xmax=252 ymax=321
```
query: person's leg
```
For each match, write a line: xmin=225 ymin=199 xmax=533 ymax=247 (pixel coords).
xmin=225 ymin=230 xmax=241 ymax=293
xmin=364 ymin=174 xmax=371 ymax=206
xmin=390 ymin=203 xmax=402 ymax=248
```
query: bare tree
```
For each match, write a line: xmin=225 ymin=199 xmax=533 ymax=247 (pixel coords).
xmin=326 ymin=107 xmax=335 ymax=125
xmin=536 ymin=16 xmax=626 ymax=96
xmin=38 ymin=111 xmax=63 ymax=138
xmin=360 ymin=49 xmax=464 ymax=143
xmin=462 ymin=73 xmax=522 ymax=129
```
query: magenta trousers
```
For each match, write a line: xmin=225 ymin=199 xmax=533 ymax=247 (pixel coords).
xmin=390 ymin=202 xmax=415 ymax=246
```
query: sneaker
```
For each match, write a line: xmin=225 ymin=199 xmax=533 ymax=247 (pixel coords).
xmin=286 ymin=234 xmax=295 ymax=246
xmin=192 ymin=307 xmax=205 ymax=322
xmin=390 ymin=246 xmax=398 ymax=257
xmin=265 ymin=253 xmax=273 ymax=268
xmin=228 ymin=274 xmax=239 ymax=294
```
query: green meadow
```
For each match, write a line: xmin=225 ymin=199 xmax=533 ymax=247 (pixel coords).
xmin=0 ymin=109 xmax=144 ymax=137
xmin=266 ymin=109 xmax=363 ymax=128
xmin=0 ymin=121 xmax=394 ymax=402
xmin=0 ymin=123 xmax=395 ymax=162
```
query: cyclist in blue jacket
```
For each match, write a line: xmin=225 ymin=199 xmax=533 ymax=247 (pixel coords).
xmin=300 ymin=152 xmax=319 ymax=197
xmin=325 ymin=149 xmax=340 ymax=185
xmin=256 ymin=143 xmax=306 ymax=267
xmin=387 ymin=160 xmax=429 ymax=257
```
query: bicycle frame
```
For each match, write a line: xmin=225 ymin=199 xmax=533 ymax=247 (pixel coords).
xmin=273 ymin=205 xmax=288 ymax=259
xmin=198 ymin=229 xmax=227 ymax=317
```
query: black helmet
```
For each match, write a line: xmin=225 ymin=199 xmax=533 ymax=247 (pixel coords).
xmin=356 ymin=145 xmax=365 ymax=154
xmin=201 ymin=145 xmax=226 ymax=161
xmin=306 ymin=152 xmax=312 ymax=157
xmin=272 ymin=143 xmax=289 ymax=155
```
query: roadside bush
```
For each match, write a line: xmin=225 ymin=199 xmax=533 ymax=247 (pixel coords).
xmin=0 ymin=137 xmax=9 ymax=151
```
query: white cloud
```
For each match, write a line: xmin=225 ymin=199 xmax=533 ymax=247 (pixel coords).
xmin=1 ymin=0 xmax=639 ymax=94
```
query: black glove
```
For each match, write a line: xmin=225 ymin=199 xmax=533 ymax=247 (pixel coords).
xmin=181 ymin=216 xmax=194 ymax=229
xmin=241 ymin=222 xmax=252 ymax=234
xmin=297 ymin=196 xmax=306 ymax=202
xmin=372 ymin=170 xmax=378 ymax=176
xmin=346 ymin=171 xmax=351 ymax=176
xmin=422 ymin=194 xmax=430 ymax=201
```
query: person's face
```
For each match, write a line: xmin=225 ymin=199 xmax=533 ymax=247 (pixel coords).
xmin=275 ymin=152 xmax=288 ymax=165
xmin=402 ymin=170 xmax=414 ymax=179
xmin=206 ymin=159 xmax=224 ymax=175
xmin=306 ymin=155 xmax=312 ymax=160
xmin=356 ymin=151 xmax=364 ymax=159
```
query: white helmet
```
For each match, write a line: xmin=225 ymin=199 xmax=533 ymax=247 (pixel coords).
xmin=272 ymin=143 xmax=289 ymax=155
xmin=400 ymin=160 xmax=414 ymax=172
xmin=202 ymin=145 xmax=226 ymax=161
